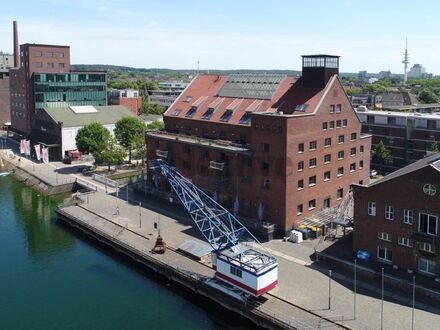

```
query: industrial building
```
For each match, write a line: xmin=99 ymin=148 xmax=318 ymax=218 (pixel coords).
xmin=108 ymin=89 xmax=142 ymax=115
xmin=357 ymin=108 xmax=440 ymax=172
xmin=353 ymin=153 xmax=440 ymax=279
xmin=146 ymin=55 xmax=371 ymax=234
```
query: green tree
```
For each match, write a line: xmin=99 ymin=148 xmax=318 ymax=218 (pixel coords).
xmin=94 ymin=137 xmax=125 ymax=171
xmin=372 ymin=140 xmax=391 ymax=171
xmin=114 ymin=116 xmax=146 ymax=163
xmin=146 ymin=120 xmax=165 ymax=130
xmin=430 ymin=141 xmax=439 ymax=153
xmin=418 ymin=88 xmax=438 ymax=104
xmin=76 ymin=122 xmax=110 ymax=154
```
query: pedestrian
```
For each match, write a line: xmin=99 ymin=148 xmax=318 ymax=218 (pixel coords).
xmin=116 ymin=205 xmax=120 ymax=215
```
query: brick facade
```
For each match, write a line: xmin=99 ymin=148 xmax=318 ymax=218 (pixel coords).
xmin=110 ymin=96 xmax=142 ymax=115
xmin=354 ymin=156 xmax=440 ymax=278
xmin=0 ymin=72 xmax=10 ymax=125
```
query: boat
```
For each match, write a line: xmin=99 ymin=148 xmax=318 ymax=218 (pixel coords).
xmin=0 ymin=172 xmax=10 ymax=177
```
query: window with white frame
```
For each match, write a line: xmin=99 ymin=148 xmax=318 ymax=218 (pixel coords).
xmin=385 ymin=205 xmax=394 ymax=220
xmin=324 ymin=154 xmax=331 ymax=163
xmin=308 ymin=199 xmax=316 ymax=210
xmin=419 ymin=213 xmax=438 ymax=235
xmin=403 ymin=209 xmax=413 ymax=225
xmin=378 ymin=232 xmax=391 ymax=241
xmin=309 ymin=158 xmax=317 ymax=168
xmin=309 ymin=140 xmax=317 ymax=150
xmin=309 ymin=176 xmax=316 ymax=186
xmin=377 ymin=246 xmax=392 ymax=262
xmin=420 ymin=242 xmax=434 ymax=253
xmin=418 ymin=258 xmax=436 ymax=275
xmin=324 ymin=138 xmax=332 ymax=147
xmin=350 ymin=147 xmax=356 ymax=156
xmin=338 ymin=135 xmax=344 ymax=144
xmin=368 ymin=202 xmax=376 ymax=216
xmin=298 ymin=161 xmax=304 ymax=171
xmin=324 ymin=171 xmax=331 ymax=181
xmin=398 ymin=237 xmax=412 ymax=247
xmin=337 ymin=166 xmax=344 ymax=176
xmin=230 ymin=265 xmax=242 ymax=278
xmin=338 ymin=151 xmax=344 ymax=160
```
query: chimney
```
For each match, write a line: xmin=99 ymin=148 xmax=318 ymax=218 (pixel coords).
xmin=301 ymin=55 xmax=339 ymax=88
xmin=13 ymin=20 xmax=19 ymax=68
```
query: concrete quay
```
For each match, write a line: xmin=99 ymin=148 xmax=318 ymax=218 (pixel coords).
xmin=56 ymin=192 xmax=343 ymax=330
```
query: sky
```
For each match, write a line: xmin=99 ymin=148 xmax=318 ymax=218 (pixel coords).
xmin=1 ymin=0 xmax=440 ymax=74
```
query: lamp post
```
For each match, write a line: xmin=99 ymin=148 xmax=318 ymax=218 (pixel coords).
xmin=139 ymin=202 xmax=142 ymax=228
xmin=381 ymin=267 xmax=384 ymax=330
xmin=354 ymin=259 xmax=357 ymax=320
xmin=328 ymin=269 xmax=332 ymax=310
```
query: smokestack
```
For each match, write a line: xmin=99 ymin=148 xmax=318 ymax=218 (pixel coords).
xmin=13 ymin=20 xmax=19 ymax=68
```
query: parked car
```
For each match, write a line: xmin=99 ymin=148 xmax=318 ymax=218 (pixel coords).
xmin=370 ymin=170 xmax=378 ymax=178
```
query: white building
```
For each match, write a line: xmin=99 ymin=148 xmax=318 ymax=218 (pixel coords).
xmin=407 ymin=64 xmax=427 ymax=79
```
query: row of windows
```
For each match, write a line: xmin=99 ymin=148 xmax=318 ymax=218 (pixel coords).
xmin=297 ymin=189 xmax=344 ymax=214
xmin=322 ymin=119 xmax=348 ymax=130
xmin=298 ymin=153 xmax=363 ymax=171
xmin=377 ymin=247 xmax=436 ymax=275
xmin=368 ymin=203 xmax=438 ymax=235
xmin=33 ymin=51 xmax=65 ymax=58
xmin=329 ymin=104 xmax=343 ymax=114
xmin=298 ymin=139 xmax=364 ymax=153
xmin=34 ymin=62 xmax=65 ymax=69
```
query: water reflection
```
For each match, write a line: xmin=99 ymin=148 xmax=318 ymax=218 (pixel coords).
xmin=11 ymin=182 xmax=74 ymax=258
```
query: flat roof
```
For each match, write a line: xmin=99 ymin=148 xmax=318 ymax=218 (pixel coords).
xmin=21 ymin=43 xmax=70 ymax=48
xmin=357 ymin=109 xmax=440 ymax=120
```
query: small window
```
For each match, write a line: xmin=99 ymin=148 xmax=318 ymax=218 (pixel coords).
xmin=338 ymin=135 xmax=344 ymax=144
xmin=368 ymin=202 xmax=376 ymax=216
xmin=297 ymin=161 xmax=304 ymax=171
xmin=47 ymin=51 xmax=54 ymax=58
xmin=308 ymin=199 xmax=316 ymax=210
xmin=297 ymin=204 xmax=303 ymax=215
xmin=351 ymin=132 xmax=357 ymax=141
xmin=202 ymin=108 xmax=215 ymax=120
xmin=35 ymin=62 xmax=43 ymax=68
xmin=309 ymin=175 xmax=316 ymax=186
xmin=325 ymin=138 xmax=332 ymax=147
xmin=35 ymin=51 xmax=42 ymax=57
xmin=377 ymin=246 xmax=392 ymax=262
xmin=338 ymin=151 xmax=344 ymax=160
xmin=350 ymin=147 xmax=356 ymax=156
xmin=419 ymin=213 xmax=438 ymax=235
xmin=419 ymin=242 xmax=434 ymax=253
xmin=297 ymin=179 xmax=304 ymax=190
xmin=329 ymin=121 xmax=335 ymax=129
xmin=398 ymin=237 xmax=413 ymax=247
xmin=337 ymin=188 xmax=343 ymax=199
xmin=378 ymin=232 xmax=391 ymax=241
xmin=47 ymin=62 xmax=54 ymax=68
xmin=330 ymin=105 xmax=335 ymax=113
xmin=360 ymin=145 xmax=364 ymax=153
xmin=309 ymin=158 xmax=317 ymax=168
xmin=343 ymin=119 xmax=348 ymax=127
xmin=261 ymin=161 xmax=270 ymax=171
xmin=230 ymin=266 xmax=242 ymax=278
xmin=186 ymin=107 xmax=197 ymax=118
xmin=350 ymin=163 xmax=356 ymax=172
xmin=298 ymin=143 xmax=304 ymax=153
xmin=58 ymin=63 xmax=65 ymax=69
xmin=322 ymin=122 xmax=328 ymax=130
xmin=261 ymin=143 xmax=270 ymax=153
xmin=324 ymin=171 xmax=331 ymax=181
xmin=336 ymin=120 xmax=342 ymax=128
xmin=419 ymin=258 xmax=436 ymax=275
xmin=385 ymin=205 xmax=394 ymax=220
xmin=172 ymin=109 xmax=182 ymax=116
xmin=324 ymin=154 xmax=331 ymax=163
xmin=403 ymin=209 xmax=413 ymax=225
xmin=337 ymin=166 xmax=344 ymax=176
xmin=183 ymin=96 xmax=193 ymax=102
xmin=309 ymin=140 xmax=317 ymax=150
xmin=262 ymin=179 xmax=270 ymax=189
xmin=59 ymin=52 xmax=64 ymax=58
xmin=359 ymin=160 xmax=364 ymax=169
xmin=336 ymin=104 xmax=342 ymax=113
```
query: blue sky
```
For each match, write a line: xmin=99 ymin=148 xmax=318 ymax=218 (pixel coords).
xmin=1 ymin=0 xmax=440 ymax=74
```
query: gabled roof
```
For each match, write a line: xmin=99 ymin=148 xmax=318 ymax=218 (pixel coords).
xmin=43 ymin=105 xmax=136 ymax=127
xmin=369 ymin=152 xmax=440 ymax=187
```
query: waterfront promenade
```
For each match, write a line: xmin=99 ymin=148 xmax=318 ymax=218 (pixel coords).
xmin=2 ymin=138 xmax=440 ymax=329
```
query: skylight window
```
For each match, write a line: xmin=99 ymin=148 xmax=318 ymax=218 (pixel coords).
xmin=219 ymin=110 xmax=233 ymax=122
xmin=186 ymin=107 xmax=197 ymax=118
xmin=183 ymin=96 xmax=193 ymax=102
xmin=201 ymin=108 xmax=215 ymax=120
xmin=172 ymin=109 xmax=182 ymax=116
xmin=295 ymin=104 xmax=308 ymax=112
xmin=239 ymin=112 xmax=252 ymax=125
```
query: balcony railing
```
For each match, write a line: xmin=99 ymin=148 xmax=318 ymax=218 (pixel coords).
xmin=209 ymin=161 xmax=225 ymax=171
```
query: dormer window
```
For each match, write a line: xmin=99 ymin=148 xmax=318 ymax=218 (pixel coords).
xmin=238 ymin=112 xmax=252 ymax=125
xmin=186 ymin=107 xmax=197 ymax=118
xmin=201 ymin=108 xmax=215 ymax=120
xmin=220 ymin=110 xmax=233 ymax=122
xmin=171 ymin=109 xmax=182 ymax=116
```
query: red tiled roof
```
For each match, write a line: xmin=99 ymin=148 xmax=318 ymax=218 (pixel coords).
xmin=164 ymin=74 xmax=328 ymax=125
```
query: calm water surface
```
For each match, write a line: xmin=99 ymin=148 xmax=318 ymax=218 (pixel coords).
xmin=0 ymin=175 xmax=252 ymax=330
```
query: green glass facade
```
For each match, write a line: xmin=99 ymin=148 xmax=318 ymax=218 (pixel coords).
xmin=33 ymin=72 xmax=107 ymax=110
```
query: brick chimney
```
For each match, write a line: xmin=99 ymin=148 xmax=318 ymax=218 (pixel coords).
xmin=13 ymin=20 xmax=19 ymax=68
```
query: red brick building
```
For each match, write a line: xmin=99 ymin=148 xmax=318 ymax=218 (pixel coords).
xmin=0 ymin=70 xmax=10 ymax=126
xmin=109 ymin=89 xmax=142 ymax=115
xmin=147 ymin=55 xmax=371 ymax=233
xmin=353 ymin=153 xmax=440 ymax=278
xmin=10 ymin=44 xmax=71 ymax=135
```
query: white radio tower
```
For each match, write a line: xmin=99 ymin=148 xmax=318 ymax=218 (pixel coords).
xmin=402 ymin=38 xmax=409 ymax=84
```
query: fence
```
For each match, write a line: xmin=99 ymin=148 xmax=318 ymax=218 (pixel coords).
xmin=92 ymin=173 xmax=118 ymax=188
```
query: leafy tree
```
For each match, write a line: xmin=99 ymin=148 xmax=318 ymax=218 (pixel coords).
xmin=76 ymin=122 xmax=110 ymax=154
xmin=418 ymin=88 xmax=438 ymax=104
xmin=114 ymin=116 xmax=146 ymax=163
xmin=94 ymin=137 xmax=125 ymax=171
xmin=430 ymin=142 xmax=439 ymax=153
xmin=146 ymin=120 xmax=164 ymax=130
xmin=133 ymin=138 xmax=147 ymax=166
xmin=372 ymin=140 xmax=391 ymax=170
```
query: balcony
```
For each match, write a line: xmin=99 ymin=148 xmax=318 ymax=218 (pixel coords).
xmin=411 ymin=231 xmax=436 ymax=244
xmin=156 ymin=150 xmax=168 ymax=158
xmin=209 ymin=161 xmax=225 ymax=171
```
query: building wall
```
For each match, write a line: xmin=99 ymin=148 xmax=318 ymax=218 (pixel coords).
xmin=353 ymin=166 xmax=440 ymax=277
xmin=61 ymin=124 xmax=115 ymax=157
xmin=0 ymin=72 xmax=10 ymax=125
xmin=110 ymin=96 xmax=142 ymax=115
xmin=10 ymin=67 xmax=29 ymax=134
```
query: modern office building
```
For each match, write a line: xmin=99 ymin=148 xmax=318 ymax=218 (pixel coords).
xmin=146 ymin=55 xmax=371 ymax=234
xmin=9 ymin=43 xmax=107 ymax=136
xmin=353 ymin=153 xmax=440 ymax=279
xmin=148 ymin=89 xmax=183 ymax=110
xmin=108 ymin=89 xmax=142 ymax=115
xmin=357 ymin=109 xmax=440 ymax=172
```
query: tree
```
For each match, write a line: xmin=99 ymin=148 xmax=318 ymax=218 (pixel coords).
xmin=140 ymin=102 xmax=164 ymax=115
xmin=418 ymin=88 xmax=438 ymax=104
xmin=430 ymin=141 xmax=439 ymax=153
xmin=372 ymin=140 xmax=391 ymax=171
xmin=94 ymin=137 xmax=125 ymax=171
xmin=114 ymin=116 xmax=146 ymax=163
xmin=76 ymin=122 xmax=110 ymax=154
xmin=146 ymin=120 xmax=164 ymax=130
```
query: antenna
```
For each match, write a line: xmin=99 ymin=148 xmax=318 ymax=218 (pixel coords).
xmin=402 ymin=37 xmax=409 ymax=84
xmin=197 ymin=59 xmax=200 ymax=72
